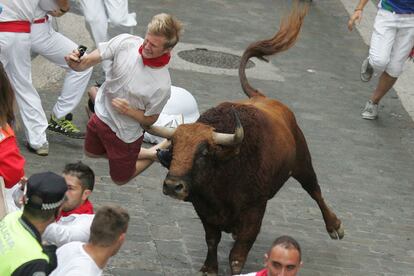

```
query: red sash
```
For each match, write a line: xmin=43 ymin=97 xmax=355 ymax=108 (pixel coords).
xmin=33 ymin=16 xmax=49 ymax=24
xmin=256 ymin=268 xmax=268 ymax=276
xmin=138 ymin=44 xmax=171 ymax=67
xmin=59 ymin=199 xmax=94 ymax=220
xmin=0 ymin=21 xmax=30 ymax=33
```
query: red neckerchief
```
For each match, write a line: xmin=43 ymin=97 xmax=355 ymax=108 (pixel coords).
xmin=58 ymin=199 xmax=94 ymax=220
xmin=139 ymin=44 xmax=171 ymax=67
xmin=256 ymin=268 xmax=268 ymax=276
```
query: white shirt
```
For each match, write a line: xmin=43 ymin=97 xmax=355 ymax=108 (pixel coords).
xmin=0 ymin=0 xmax=41 ymax=21
xmin=51 ymin=241 xmax=102 ymax=276
xmin=43 ymin=214 xmax=95 ymax=247
xmin=95 ymin=34 xmax=171 ymax=143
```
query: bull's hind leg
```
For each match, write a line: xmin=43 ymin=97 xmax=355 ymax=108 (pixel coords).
xmin=196 ymin=221 xmax=222 ymax=276
xmin=292 ymin=153 xmax=344 ymax=239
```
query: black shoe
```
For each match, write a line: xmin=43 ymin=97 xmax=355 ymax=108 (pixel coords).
xmin=156 ymin=148 xmax=172 ymax=169
xmin=48 ymin=113 xmax=85 ymax=139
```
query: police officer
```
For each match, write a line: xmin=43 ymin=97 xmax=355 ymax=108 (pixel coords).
xmin=0 ymin=171 xmax=68 ymax=276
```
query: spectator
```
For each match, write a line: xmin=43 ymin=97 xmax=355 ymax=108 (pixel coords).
xmin=0 ymin=172 xmax=68 ymax=276
xmin=65 ymin=13 xmax=183 ymax=185
xmin=50 ymin=205 xmax=129 ymax=275
xmin=43 ymin=161 xmax=96 ymax=247
xmin=348 ymin=0 xmax=414 ymax=120
xmin=236 ymin=235 xmax=302 ymax=276
xmin=0 ymin=61 xmax=26 ymax=213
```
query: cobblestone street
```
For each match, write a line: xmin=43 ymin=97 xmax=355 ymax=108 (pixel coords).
xmin=19 ymin=0 xmax=414 ymax=275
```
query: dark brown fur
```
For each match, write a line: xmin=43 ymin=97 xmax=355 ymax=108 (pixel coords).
xmin=160 ymin=1 xmax=343 ymax=275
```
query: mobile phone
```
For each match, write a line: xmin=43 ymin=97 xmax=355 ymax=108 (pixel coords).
xmin=78 ymin=45 xmax=87 ymax=57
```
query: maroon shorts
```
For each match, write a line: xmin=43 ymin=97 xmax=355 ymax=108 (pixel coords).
xmin=84 ymin=114 xmax=143 ymax=183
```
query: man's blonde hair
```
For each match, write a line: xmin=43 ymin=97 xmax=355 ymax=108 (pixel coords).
xmin=147 ymin=13 xmax=183 ymax=49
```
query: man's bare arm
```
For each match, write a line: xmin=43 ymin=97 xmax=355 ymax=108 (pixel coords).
xmin=65 ymin=49 xmax=102 ymax=72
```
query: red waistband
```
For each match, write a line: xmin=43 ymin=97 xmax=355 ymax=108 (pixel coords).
xmin=0 ymin=21 xmax=30 ymax=33
xmin=33 ymin=16 xmax=49 ymax=24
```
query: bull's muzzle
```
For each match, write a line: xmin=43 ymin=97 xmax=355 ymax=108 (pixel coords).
xmin=163 ymin=177 xmax=189 ymax=200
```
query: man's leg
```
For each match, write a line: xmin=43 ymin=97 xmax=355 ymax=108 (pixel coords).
xmin=103 ymin=0 xmax=137 ymax=28
xmin=1 ymin=33 xmax=49 ymax=152
xmin=114 ymin=140 xmax=171 ymax=185
xmin=370 ymin=72 xmax=397 ymax=104
xmin=31 ymin=20 xmax=93 ymax=138
xmin=78 ymin=0 xmax=108 ymax=46
xmin=362 ymin=10 xmax=397 ymax=120
xmin=78 ymin=0 xmax=111 ymax=74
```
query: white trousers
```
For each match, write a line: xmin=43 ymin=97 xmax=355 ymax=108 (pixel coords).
xmin=72 ymin=0 xmax=137 ymax=72
xmin=369 ymin=9 xmax=414 ymax=77
xmin=0 ymin=32 xmax=48 ymax=149
xmin=144 ymin=86 xmax=200 ymax=144
xmin=31 ymin=19 xmax=93 ymax=119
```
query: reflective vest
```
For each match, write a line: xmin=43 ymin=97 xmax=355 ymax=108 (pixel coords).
xmin=0 ymin=211 xmax=49 ymax=275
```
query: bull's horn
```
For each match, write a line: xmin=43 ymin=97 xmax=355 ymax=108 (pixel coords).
xmin=143 ymin=125 xmax=176 ymax=139
xmin=212 ymin=109 xmax=244 ymax=146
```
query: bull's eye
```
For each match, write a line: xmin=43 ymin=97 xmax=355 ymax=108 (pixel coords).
xmin=202 ymin=148 xmax=209 ymax=156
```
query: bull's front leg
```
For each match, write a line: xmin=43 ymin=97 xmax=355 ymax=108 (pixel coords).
xmin=197 ymin=222 xmax=222 ymax=276
xmin=229 ymin=204 xmax=266 ymax=275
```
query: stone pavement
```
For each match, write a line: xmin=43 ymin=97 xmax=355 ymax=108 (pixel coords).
xmin=20 ymin=0 xmax=414 ymax=275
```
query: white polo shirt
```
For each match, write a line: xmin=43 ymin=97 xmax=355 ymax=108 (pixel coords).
xmin=0 ymin=0 xmax=40 ymax=21
xmin=95 ymin=34 xmax=171 ymax=143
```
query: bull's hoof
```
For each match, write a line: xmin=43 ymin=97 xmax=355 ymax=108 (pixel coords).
xmin=328 ymin=223 xmax=345 ymax=240
xmin=230 ymin=260 xmax=243 ymax=275
xmin=196 ymin=272 xmax=217 ymax=276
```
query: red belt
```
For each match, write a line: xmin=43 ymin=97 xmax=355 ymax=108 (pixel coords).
xmin=0 ymin=21 xmax=30 ymax=33
xmin=33 ymin=16 xmax=49 ymax=24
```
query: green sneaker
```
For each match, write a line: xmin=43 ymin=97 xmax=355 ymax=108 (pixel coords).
xmin=48 ymin=113 xmax=85 ymax=139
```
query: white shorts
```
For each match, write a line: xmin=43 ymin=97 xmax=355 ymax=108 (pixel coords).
xmin=369 ymin=9 xmax=414 ymax=77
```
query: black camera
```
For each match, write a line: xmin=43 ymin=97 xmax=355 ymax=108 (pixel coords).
xmin=77 ymin=45 xmax=87 ymax=57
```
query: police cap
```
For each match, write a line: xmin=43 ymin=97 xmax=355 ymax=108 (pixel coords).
xmin=26 ymin=171 xmax=68 ymax=210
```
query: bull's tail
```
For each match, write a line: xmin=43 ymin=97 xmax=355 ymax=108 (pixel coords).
xmin=239 ymin=0 xmax=309 ymax=98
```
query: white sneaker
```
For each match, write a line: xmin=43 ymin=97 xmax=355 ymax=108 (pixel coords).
xmin=361 ymin=100 xmax=378 ymax=120
xmin=360 ymin=58 xmax=374 ymax=82
xmin=27 ymin=142 xmax=49 ymax=156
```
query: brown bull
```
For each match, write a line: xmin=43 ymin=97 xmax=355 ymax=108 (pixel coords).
xmin=146 ymin=1 xmax=344 ymax=275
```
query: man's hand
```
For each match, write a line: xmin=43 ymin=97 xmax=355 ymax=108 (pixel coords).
xmin=65 ymin=49 xmax=83 ymax=71
xmin=112 ymin=98 xmax=131 ymax=115
xmin=348 ymin=10 xmax=362 ymax=31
